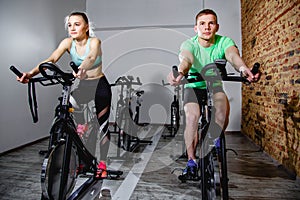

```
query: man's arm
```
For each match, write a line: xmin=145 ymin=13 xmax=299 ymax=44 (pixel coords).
xmin=178 ymin=50 xmax=194 ymax=76
xmin=225 ymin=46 xmax=257 ymax=81
xmin=168 ymin=50 xmax=194 ymax=85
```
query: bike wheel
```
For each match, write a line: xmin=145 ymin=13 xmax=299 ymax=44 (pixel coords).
xmin=119 ymin=108 xmax=132 ymax=152
xmin=200 ymin=152 xmax=220 ymax=200
xmin=122 ymin=120 xmax=132 ymax=151
xmin=41 ymin=142 xmax=78 ymax=200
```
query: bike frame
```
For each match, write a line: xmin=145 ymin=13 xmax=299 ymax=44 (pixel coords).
xmin=176 ymin=59 xmax=259 ymax=200
xmin=40 ymin=63 xmax=99 ymax=200
xmin=11 ymin=62 xmax=102 ymax=200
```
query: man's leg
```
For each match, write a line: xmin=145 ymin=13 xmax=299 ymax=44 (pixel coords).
xmin=184 ymin=102 xmax=200 ymax=160
xmin=213 ymin=92 xmax=230 ymax=134
xmin=177 ymin=102 xmax=201 ymax=179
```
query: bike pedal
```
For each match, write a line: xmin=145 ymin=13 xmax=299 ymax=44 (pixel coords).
xmin=78 ymin=173 xmax=93 ymax=178
xmin=107 ymin=170 xmax=123 ymax=176
xmin=178 ymin=173 xmax=200 ymax=182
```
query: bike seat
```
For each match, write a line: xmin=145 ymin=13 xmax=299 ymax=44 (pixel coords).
xmin=135 ymin=90 xmax=144 ymax=96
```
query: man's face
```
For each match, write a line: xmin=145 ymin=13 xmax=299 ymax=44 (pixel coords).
xmin=194 ymin=14 xmax=219 ymax=42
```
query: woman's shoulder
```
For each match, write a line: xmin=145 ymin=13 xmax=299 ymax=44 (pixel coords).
xmin=90 ymin=37 xmax=101 ymax=45
xmin=90 ymin=37 xmax=101 ymax=44
xmin=88 ymin=37 xmax=102 ymax=51
xmin=56 ymin=37 xmax=73 ymax=51
xmin=60 ymin=37 xmax=73 ymax=47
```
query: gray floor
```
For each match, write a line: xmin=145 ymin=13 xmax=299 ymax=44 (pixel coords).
xmin=0 ymin=125 xmax=299 ymax=200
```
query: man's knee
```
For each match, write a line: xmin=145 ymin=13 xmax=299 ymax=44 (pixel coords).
xmin=215 ymin=111 xmax=227 ymax=127
xmin=184 ymin=103 xmax=200 ymax=127
xmin=213 ymin=92 xmax=229 ymax=127
xmin=185 ymin=109 xmax=200 ymax=125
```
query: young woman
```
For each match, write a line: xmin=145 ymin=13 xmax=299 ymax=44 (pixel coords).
xmin=17 ymin=11 xmax=111 ymax=178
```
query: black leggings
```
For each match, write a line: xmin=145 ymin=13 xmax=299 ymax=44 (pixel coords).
xmin=72 ymin=76 xmax=111 ymax=161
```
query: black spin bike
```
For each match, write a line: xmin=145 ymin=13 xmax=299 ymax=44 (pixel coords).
xmin=110 ymin=75 xmax=151 ymax=153
xmin=10 ymin=62 xmax=122 ymax=200
xmin=162 ymin=72 xmax=182 ymax=138
xmin=175 ymin=59 xmax=260 ymax=200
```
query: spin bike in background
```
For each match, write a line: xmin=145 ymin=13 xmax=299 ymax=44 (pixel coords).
xmin=108 ymin=76 xmax=128 ymax=160
xmin=162 ymin=69 xmax=183 ymax=138
xmin=174 ymin=59 xmax=260 ymax=200
xmin=10 ymin=62 xmax=122 ymax=200
xmin=110 ymin=75 xmax=152 ymax=153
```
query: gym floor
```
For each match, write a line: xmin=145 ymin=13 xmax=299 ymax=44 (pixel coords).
xmin=0 ymin=125 xmax=299 ymax=200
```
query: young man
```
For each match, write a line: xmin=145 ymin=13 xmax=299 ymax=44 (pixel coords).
xmin=168 ymin=9 xmax=259 ymax=176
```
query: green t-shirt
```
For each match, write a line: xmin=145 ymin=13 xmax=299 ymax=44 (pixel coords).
xmin=180 ymin=34 xmax=236 ymax=89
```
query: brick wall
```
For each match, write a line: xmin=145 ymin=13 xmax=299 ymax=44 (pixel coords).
xmin=240 ymin=0 xmax=300 ymax=177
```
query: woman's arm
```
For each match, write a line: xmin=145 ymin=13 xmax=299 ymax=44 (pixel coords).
xmin=18 ymin=38 xmax=71 ymax=83
xmin=78 ymin=37 xmax=102 ymax=71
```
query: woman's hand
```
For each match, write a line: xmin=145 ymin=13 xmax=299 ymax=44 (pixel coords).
xmin=17 ymin=73 xmax=32 ymax=84
xmin=73 ymin=68 xmax=87 ymax=80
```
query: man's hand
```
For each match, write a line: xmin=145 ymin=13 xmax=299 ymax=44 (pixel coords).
xmin=240 ymin=66 xmax=260 ymax=82
xmin=167 ymin=71 xmax=184 ymax=86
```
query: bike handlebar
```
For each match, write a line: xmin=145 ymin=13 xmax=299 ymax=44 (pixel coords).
xmin=172 ymin=66 xmax=179 ymax=78
xmin=10 ymin=62 xmax=78 ymax=86
xmin=39 ymin=62 xmax=79 ymax=84
xmin=187 ymin=60 xmax=260 ymax=84
xmin=10 ymin=66 xmax=23 ymax=78
xmin=10 ymin=62 xmax=78 ymax=123
xmin=110 ymin=75 xmax=142 ymax=87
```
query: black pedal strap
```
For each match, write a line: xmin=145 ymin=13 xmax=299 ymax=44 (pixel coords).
xmin=28 ymin=81 xmax=38 ymax=123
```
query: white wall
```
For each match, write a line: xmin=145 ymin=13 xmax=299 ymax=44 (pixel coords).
xmin=87 ymin=0 xmax=242 ymax=130
xmin=0 ymin=0 xmax=86 ymax=153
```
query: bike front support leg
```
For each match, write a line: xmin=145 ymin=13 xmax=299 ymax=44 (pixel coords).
xmin=220 ymin=133 xmax=229 ymax=200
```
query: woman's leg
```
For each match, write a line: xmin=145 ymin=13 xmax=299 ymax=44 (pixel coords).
xmin=94 ymin=77 xmax=112 ymax=178
xmin=96 ymin=105 xmax=111 ymax=162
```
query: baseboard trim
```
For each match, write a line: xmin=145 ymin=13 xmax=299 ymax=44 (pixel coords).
xmin=0 ymin=136 xmax=49 ymax=156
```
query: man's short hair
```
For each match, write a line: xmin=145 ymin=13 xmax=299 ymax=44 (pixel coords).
xmin=195 ymin=9 xmax=218 ymax=25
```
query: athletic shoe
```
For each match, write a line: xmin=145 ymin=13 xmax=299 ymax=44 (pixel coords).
xmin=183 ymin=159 xmax=198 ymax=176
xmin=178 ymin=159 xmax=199 ymax=182
xmin=96 ymin=161 xmax=107 ymax=179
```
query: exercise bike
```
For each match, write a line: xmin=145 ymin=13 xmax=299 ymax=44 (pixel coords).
xmin=10 ymin=62 xmax=122 ymax=200
xmin=174 ymin=59 xmax=260 ymax=200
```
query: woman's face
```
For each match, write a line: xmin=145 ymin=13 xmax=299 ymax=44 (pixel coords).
xmin=67 ymin=15 xmax=89 ymax=39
